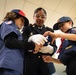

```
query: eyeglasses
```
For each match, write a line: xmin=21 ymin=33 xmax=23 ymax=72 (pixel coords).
xmin=34 ymin=15 xmax=46 ymax=19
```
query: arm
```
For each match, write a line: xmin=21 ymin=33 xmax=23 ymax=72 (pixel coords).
xmin=42 ymin=55 xmax=62 ymax=64
xmin=4 ymin=32 xmax=46 ymax=53
xmin=4 ymin=32 xmax=35 ymax=50
xmin=43 ymin=31 xmax=76 ymax=44
xmin=57 ymin=33 xmax=76 ymax=41
xmin=44 ymin=27 xmax=57 ymax=55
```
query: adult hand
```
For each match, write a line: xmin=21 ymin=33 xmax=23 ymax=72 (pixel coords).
xmin=39 ymin=45 xmax=54 ymax=54
xmin=28 ymin=34 xmax=47 ymax=45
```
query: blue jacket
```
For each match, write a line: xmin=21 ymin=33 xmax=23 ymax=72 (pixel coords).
xmin=0 ymin=21 xmax=24 ymax=74
xmin=58 ymin=27 xmax=76 ymax=65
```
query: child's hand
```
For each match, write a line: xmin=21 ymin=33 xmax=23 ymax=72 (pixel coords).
xmin=43 ymin=31 xmax=58 ymax=44
xmin=33 ymin=43 xmax=42 ymax=54
xmin=42 ymin=55 xmax=53 ymax=63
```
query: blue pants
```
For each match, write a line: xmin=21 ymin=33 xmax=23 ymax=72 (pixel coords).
xmin=0 ymin=68 xmax=22 ymax=75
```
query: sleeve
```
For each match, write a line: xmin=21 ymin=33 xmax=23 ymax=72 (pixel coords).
xmin=46 ymin=27 xmax=57 ymax=55
xmin=4 ymin=32 xmax=35 ymax=50
xmin=70 ymin=27 xmax=76 ymax=34
xmin=22 ymin=26 xmax=30 ymax=40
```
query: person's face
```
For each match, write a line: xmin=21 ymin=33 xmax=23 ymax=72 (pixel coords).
xmin=15 ymin=17 xmax=25 ymax=29
xmin=33 ymin=10 xmax=47 ymax=27
xmin=58 ymin=21 xmax=72 ymax=32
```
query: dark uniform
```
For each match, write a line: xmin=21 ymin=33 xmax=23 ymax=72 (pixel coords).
xmin=22 ymin=24 xmax=57 ymax=75
xmin=58 ymin=27 xmax=76 ymax=75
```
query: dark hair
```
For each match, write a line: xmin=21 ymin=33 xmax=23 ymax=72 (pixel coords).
xmin=34 ymin=7 xmax=47 ymax=16
xmin=3 ymin=12 xmax=23 ymax=21
xmin=65 ymin=20 xmax=73 ymax=26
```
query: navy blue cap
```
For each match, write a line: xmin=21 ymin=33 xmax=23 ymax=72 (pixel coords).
xmin=11 ymin=9 xmax=29 ymax=26
xmin=53 ymin=16 xmax=73 ymax=30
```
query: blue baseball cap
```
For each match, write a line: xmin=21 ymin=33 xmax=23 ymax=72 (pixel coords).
xmin=53 ymin=16 xmax=73 ymax=30
xmin=11 ymin=9 xmax=29 ymax=26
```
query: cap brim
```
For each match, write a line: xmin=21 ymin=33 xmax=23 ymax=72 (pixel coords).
xmin=13 ymin=11 xmax=29 ymax=26
xmin=53 ymin=22 xmax=62 ymax=30
xmin=24 ymin=17 xmax=29 ymax=26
